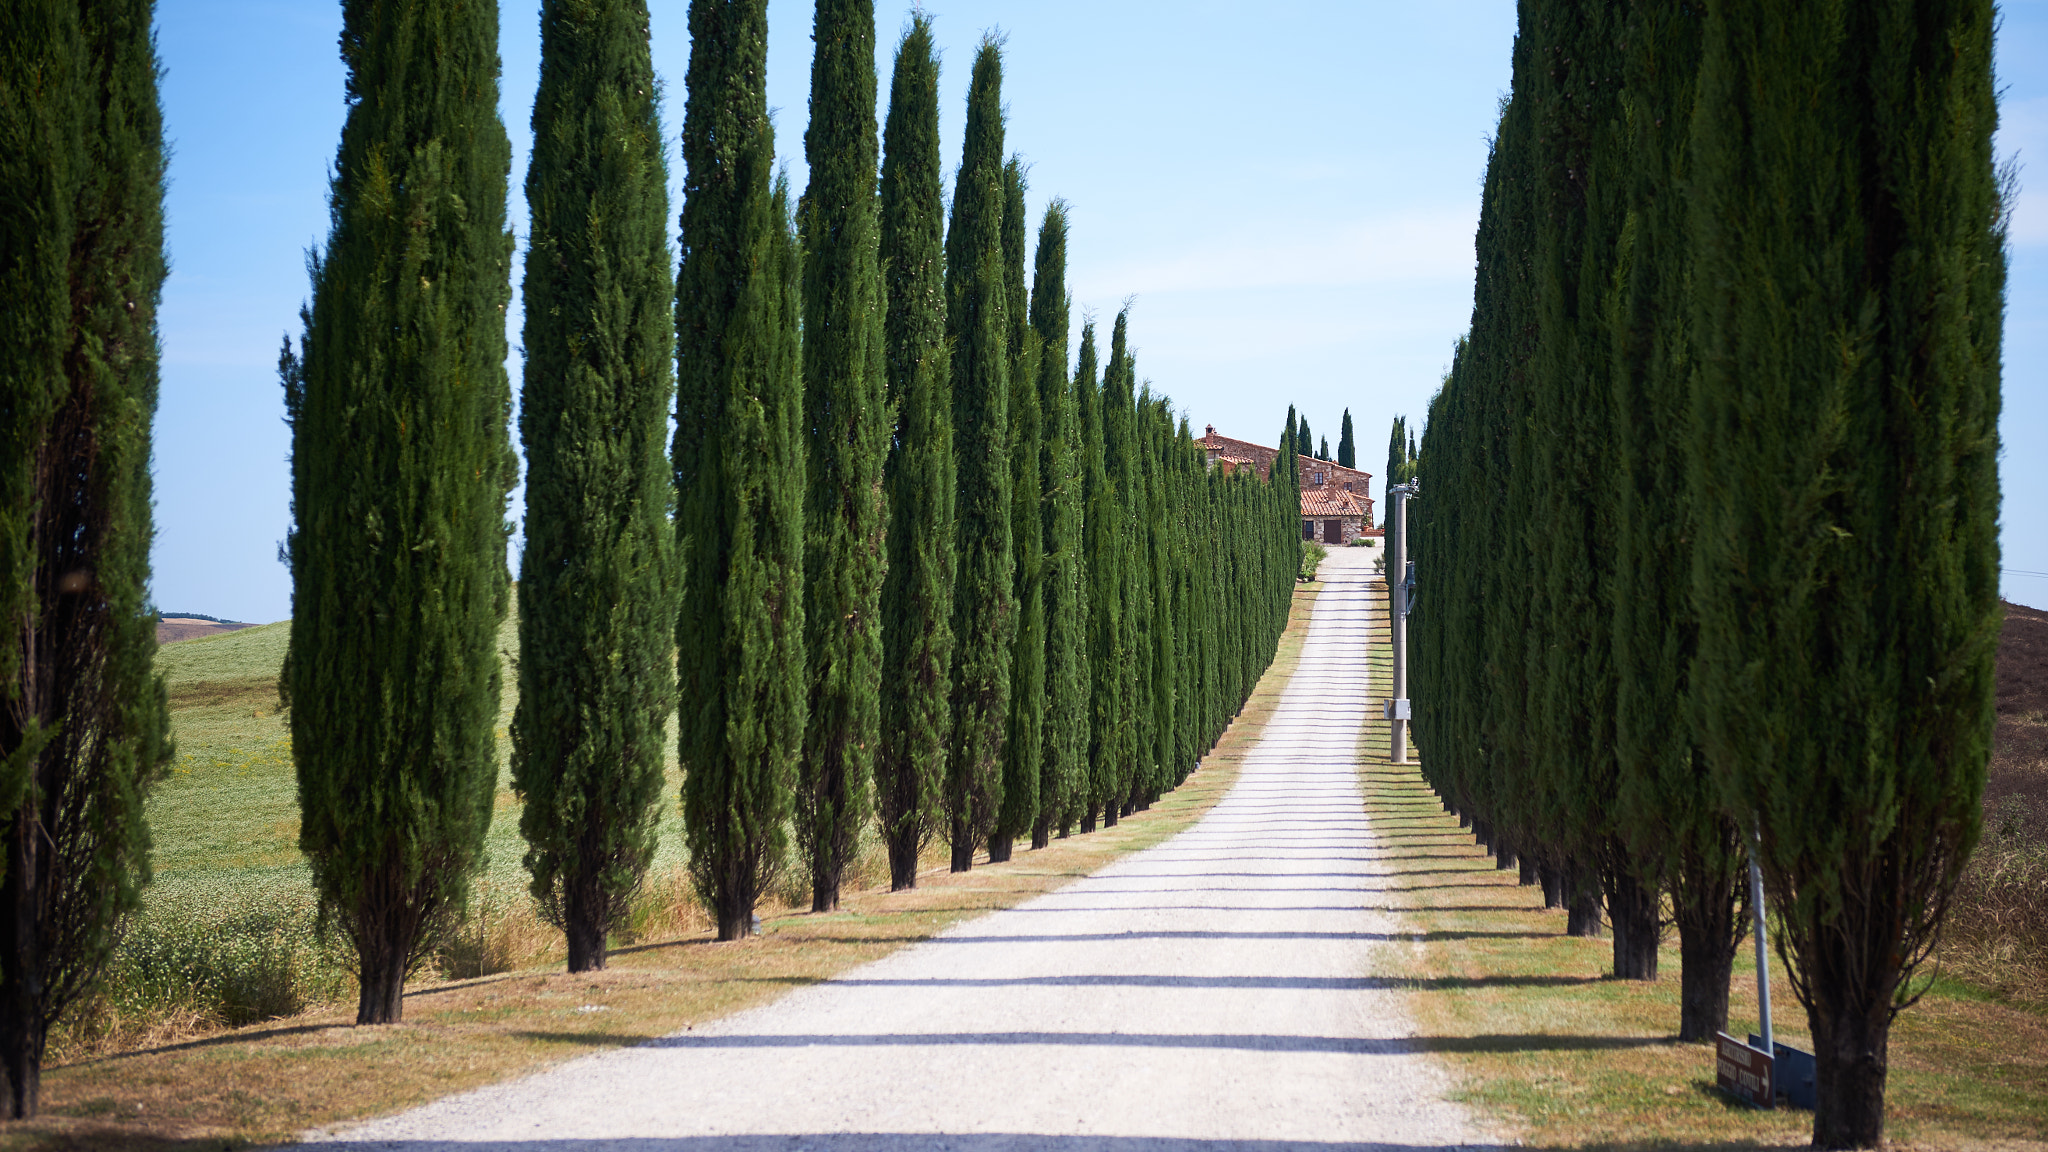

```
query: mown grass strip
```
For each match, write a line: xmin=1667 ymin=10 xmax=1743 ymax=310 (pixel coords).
xmin=14 ymin=584 xmax=1329 ymax=1151
xmin=1355 ymin=579 xmax=2048 ymax=1151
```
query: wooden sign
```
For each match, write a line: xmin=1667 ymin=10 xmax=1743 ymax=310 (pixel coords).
xmin=1716 ymin=1032 xmax=1775 ymax=1108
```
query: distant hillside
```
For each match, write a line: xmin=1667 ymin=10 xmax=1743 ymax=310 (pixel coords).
xmin=157 ymin=616 xmax=255 ymax=645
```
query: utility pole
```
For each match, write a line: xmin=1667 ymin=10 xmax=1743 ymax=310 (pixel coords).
xmin=1387 ymin=480 xmax=1418 ymax=763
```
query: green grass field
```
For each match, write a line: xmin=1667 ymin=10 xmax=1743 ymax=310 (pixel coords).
xmin=149 ymin=611 xmax=692 ymax=900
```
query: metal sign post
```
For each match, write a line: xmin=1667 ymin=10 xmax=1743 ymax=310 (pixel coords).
xmin=1749 ymin=820 xmax=1773 ymax=1055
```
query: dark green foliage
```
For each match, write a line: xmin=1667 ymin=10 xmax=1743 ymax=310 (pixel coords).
xmin=673 ymin=0 xmax=805 ymax=941
xmin=1077 ymin=321 xmax=1121 ymax=832
xmin=1100 ymin=312 xmax=1141 ymax=821
xmin=0 ymin=0 xmax=171 ymax=1111
xmin=873 ymin=14 xmax=951 ymax=892
xmin=1522 ymin=0 xmax=1650 ymax=968
xmin=512 ymin=0 xmax=678 ymax=976
xmin=796 ymin=0 xmax=885 ymax=913
xmin=1689 ymin=0 xmax=2002 ymax=1143
xmin=992 ymin=157 xmax=1042 ymax=862
xmin=1279 ymin=408 xmax=1301 ymax=497
xmin=1384 ymin=414 xmax=1415 ymax=490
xmin=943 ymin=38 xmax=1014 ymax=872
xmin=1317 ymin=436 xmax=1329 ymax=462
xmin=1337 ymin=409 xmax=1355 ymax=469
xmin=1295 ymin=416 xmax=1313 ymax=462
xmin=1031 ymin=202 xmax=1085 ymax=848
xmin=1606 ymin=0 xmax=1743 ymax=1038
xmin=283 ymin=0 xmax=515 ymax=1025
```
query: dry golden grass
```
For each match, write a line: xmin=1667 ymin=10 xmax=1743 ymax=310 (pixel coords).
xmin=1356 ymin=590 xmax=2048 ymax=1151
xmin=12 ymin=584 xmax=1329 ymax=1151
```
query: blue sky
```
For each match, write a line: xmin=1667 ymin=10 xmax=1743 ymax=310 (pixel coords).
xmin=152 ymin=1 xmax=2048 ymax=622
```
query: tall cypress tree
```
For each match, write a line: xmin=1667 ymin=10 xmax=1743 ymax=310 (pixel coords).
xmin=284 ymin=0 xmax=515 ymax=1024
xmin=1689 ymin=0 xmax=2002 ymax=1142
xmin=674 ymin=0 xmax=805 ymax=941
xmin=1523 ymin=0 xmax=1649 ymax=966
xmin=992 ymin=156 xmax=1042 ymax=862
xmin=0 ymin=0 xmax=171 ymax=1111
xmin=1608 ymin=0 xmax=1743 ymax=1036
xmin=512 ymin=0 xmax=677 ymax=973
xmin=1337 ymin=409 xmax=1355 ymax=469
xmin=1141 ymin=393 xmax=1176 ymax=809
xmin=873 ymin=14 xmax=951 ymax=891
xmin=1031 ymin=201 xmax=1085 ymax=848
xmin=1077 ymin=320 xmax=1118 ymax=832
xmin=1384 ymin=414 xmax=1411 ymax=489
xmin=942 ymin=38 xmax=1014 ymax=872
xmin=1295 ymin=415 xmax=1313 ymax=462
xmin=1100 ymin=311 xmax=1141 ymax=822
xmin=796 ymin=0 xmax=885 ymax=912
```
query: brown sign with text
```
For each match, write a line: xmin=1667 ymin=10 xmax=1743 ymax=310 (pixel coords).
xmin=1715 ymin=1032 xmax=1775 ymax=1108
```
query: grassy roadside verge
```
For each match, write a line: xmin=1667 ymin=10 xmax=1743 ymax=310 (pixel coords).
xmin=17 ymin=580 xmax=1327 ymax=1151
xmin=1355 ymin=579 xmax=2048 ymax=1151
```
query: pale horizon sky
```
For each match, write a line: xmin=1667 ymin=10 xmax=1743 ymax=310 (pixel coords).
xmin=151 ymin=1 xmax=2048 ymax=622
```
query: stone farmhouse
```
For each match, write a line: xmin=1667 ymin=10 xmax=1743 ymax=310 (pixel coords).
xmin=1196 ymin=426 xmax=1376 ymax=546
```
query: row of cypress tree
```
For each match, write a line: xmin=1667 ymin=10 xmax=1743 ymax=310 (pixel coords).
xmin=1407 ymin=1 xmax=2003 ymax=1147
xmin=278 ymin=0 xmax=1302 ymax=1029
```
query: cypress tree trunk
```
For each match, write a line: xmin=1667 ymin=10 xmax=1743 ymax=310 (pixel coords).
xmin=674 ymin=0 xmax=805 ymax=941
xmin=873 ymin=15 xmax=951 ymax=893
xmin=797 ymin=0 xmax=885 ymax=913
xmin=512 ymin=0 xmax=677 ymax=975
xmin=991 ymin=157 xmax=1041 ymax=864
xmin=1077 ymin=322 xmax=1115 ymax=835
xmin=0 ymin=0 xmax=172 ymax=1112
xmin=1672 ymin=830 xmax=1744 ymax=1041
xmin=285 ymin=0 xmax=514 ymax=1023
xmin=1690 ymin=0 xmax=2002 ymax=1143
xmin=943 ymin=39 xmax=1014 ymax=873
xmin=1031 ymin=202 xmax=1083 ymax=850
xmin=1337 ymin=409 xmax=1355 ymax=470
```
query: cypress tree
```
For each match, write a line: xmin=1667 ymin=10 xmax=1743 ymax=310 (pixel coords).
xmin=1689 ymin=0 xmax=2002 ymax=1142
xmin=1142 ymin=394 xmax=1176 ymax=808
xmin=943 ymin=38 xmax=1014 ymax=872
xmin=1101 ymin=311 xmax=1141 ymax=821
xmin=796 ymin=0 xmax=885 ymax=912
xmin=1384 ymin=415 xmax=1406 ymax=489
xmin=0 ymin=0 xmax=172 ymax=1111
xmin=1078 ymin=320 xmax=1119 ymax=832
xmin=1318 ymin=435 xmax=1329 ymax=462
xmin=992 ymin=156 xmax=1042 ymax=863
xmin=283 ymin=0 xmax=515 ymax=1023
xmin=512 ymin=0 xmax=677 ymax=973
xmin=673 ymin=0 xmax=805 ymax=941
xmin=1518 ymin=0 xmax=1633 ymax=952
xmin=1608 ymin=0 xmax=1743 ymax=1036
xmin=873 ymin=14 xmax=951 ymax=891
xmin=1337 ymin=409 xmax=1356 ymax=470
xmin=1031 ymin=201 xmax=1084 ymax=848
xmin=1295 ymin=415 xmax=1313 ymax=462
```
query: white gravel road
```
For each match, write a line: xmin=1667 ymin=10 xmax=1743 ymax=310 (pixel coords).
xmin=308 ymin=546 xmax=1497 ymax=1151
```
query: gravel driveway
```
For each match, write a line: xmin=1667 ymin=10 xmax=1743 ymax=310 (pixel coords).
xmin=309 ymin=546 xmax=1494 ymax=1151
